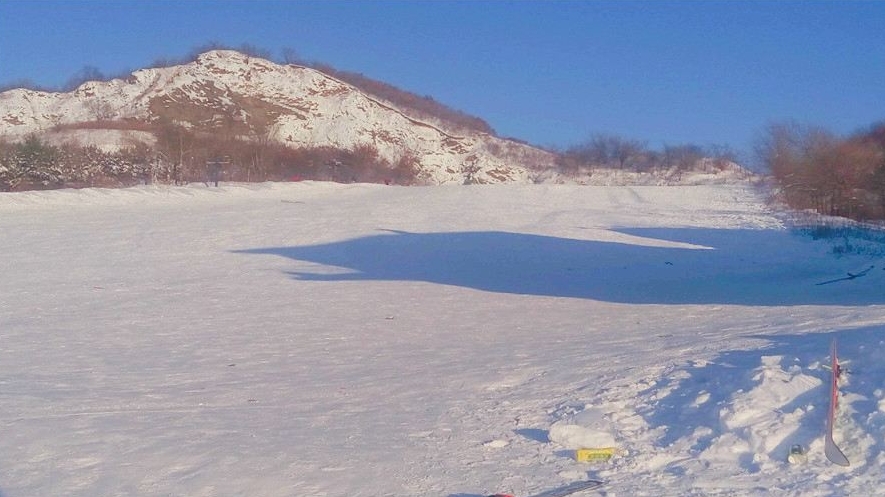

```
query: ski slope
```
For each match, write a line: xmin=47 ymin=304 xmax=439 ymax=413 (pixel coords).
xmin=1 ymin=181 xmax=883 ymax=497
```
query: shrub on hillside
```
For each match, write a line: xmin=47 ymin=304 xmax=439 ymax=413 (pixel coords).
xmin=0 ymin=130 xmax=422 ymax=191
xmin=759 ymin=121 xmax=885 ymax=221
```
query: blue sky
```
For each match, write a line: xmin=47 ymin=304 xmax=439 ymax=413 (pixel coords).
xmin=1 ymin=0 xmax=883 ymax=161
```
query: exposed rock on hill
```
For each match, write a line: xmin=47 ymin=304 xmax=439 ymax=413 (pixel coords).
xmin=0 ymin=50 xmax=555 ymax=184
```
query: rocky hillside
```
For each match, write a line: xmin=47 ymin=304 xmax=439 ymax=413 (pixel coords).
xmin=0 ymin=50 xmax=555 ymax=185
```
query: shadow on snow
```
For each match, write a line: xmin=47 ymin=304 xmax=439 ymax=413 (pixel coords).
xmin=234 ymin=228 xmax=883 ymax=306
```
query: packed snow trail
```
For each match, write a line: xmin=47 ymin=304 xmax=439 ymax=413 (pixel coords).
xmin=0 ymin=182 xmax=883 ymax=496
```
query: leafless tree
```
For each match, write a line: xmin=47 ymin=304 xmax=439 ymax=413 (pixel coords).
xmin=85 ymin=97 xmax=114 ymax=120
xmin=280 ymin=47 xmax=302 ymax=65
xmin=566 ymin=134 xmax=647 ymax=170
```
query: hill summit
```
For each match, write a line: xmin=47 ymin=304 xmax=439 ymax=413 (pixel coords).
xmin=0 ymin=50 xmax=555 ymax=185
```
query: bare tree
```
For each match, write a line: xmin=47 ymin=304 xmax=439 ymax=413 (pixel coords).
xmin=566 ymin=134 xmax=647 ymax=170
xmin=63 ymin=65 xmax=106 ymax=91
xmin=662 ymin=144 xmax=704 ymax=171
xmin=154 ymin=120 xmax=195 ymax=184
xmin=706 ymin=144 xmax=739 ymax=171
xmin=280 ymin=47 xmax=302 ymax=65
xmin=85 ymin=97 xmax=114 ymax=120
xmin=757 ymin=121 xmax=885 ymax=218
xmin=611 ymin=137 xmax=646 ymax=169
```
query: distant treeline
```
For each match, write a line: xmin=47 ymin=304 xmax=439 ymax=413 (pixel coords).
xmin=758 ymin=121 xmax=885 ymax=221
xmin=6 ymin=43 xmax=884 ymax=222
xmin=0 ymin=125 xmax=743 ymax=192
xmin=0 ymin=126 xmax=422 ymax=191
xmin=556 ymin=134 xmax=739 ymax=178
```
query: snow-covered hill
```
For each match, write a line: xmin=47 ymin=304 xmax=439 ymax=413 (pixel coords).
xmin=0 ymin=50 xmax=555 ymax=184
xmin=1 ymin=182 xmax=883 ymax=496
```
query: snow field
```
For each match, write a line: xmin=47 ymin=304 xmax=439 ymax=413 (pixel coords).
xmin=0 ymin=182 xmax=884 ymax=496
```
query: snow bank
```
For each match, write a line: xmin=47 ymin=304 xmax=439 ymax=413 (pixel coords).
xmin=549 ymin=408 xmax=619 ymax=449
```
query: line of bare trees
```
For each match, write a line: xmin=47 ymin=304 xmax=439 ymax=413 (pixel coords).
xmin=0 ymin=125 xmax=422 ymax=192
xmin=556 ymin=134 xmax=739 ymax=179
xmin=0 ymin=135 xmax=156 ymax=190
xmin=758 ymin=121 xmax=885 ymax=221
xmin=150 ymin=121 xmax=421 ymax=185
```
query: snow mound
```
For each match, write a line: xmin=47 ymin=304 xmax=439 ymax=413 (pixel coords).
xmin=549 ymin=413 xmax=618 ymax=449
xmin=704 ymin=356 xmax=821 ymax=470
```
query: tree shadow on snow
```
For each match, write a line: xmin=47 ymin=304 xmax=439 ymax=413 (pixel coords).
xmin=643 ymin=326 xmax=885 ymax=473
xmin=233 ymin=228 xmax=884 ymax=306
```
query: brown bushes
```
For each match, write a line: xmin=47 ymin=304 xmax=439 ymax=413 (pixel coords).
xmin=0 ymin=125 xmax=423 ymax=192
xmin=759 ymin=122 xmax=885 ymax=221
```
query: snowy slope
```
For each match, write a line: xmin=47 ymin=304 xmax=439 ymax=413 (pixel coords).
xmin=0 ymin=51 xmax=554 ymax=184
xmin=1 ymin=182 xmax=884 ymax=497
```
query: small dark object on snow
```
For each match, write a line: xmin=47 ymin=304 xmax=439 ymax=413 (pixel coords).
xmin=816 ymin=265 xmax=874 ymax=285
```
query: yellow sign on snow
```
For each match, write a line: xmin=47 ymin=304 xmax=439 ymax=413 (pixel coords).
xmin=575 ymin=447 xmax=617 ymax=462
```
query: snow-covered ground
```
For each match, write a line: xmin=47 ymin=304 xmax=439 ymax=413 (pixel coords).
xmin=0 ymin=181 xmax=883 ymax=497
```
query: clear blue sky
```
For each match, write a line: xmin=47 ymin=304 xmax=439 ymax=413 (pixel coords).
xmin=1 ymin=0 xmax=883 ymax=162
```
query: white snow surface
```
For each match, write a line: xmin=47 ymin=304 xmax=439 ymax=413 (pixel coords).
xmin=1 ymin=181 xmax=884 ymax=496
